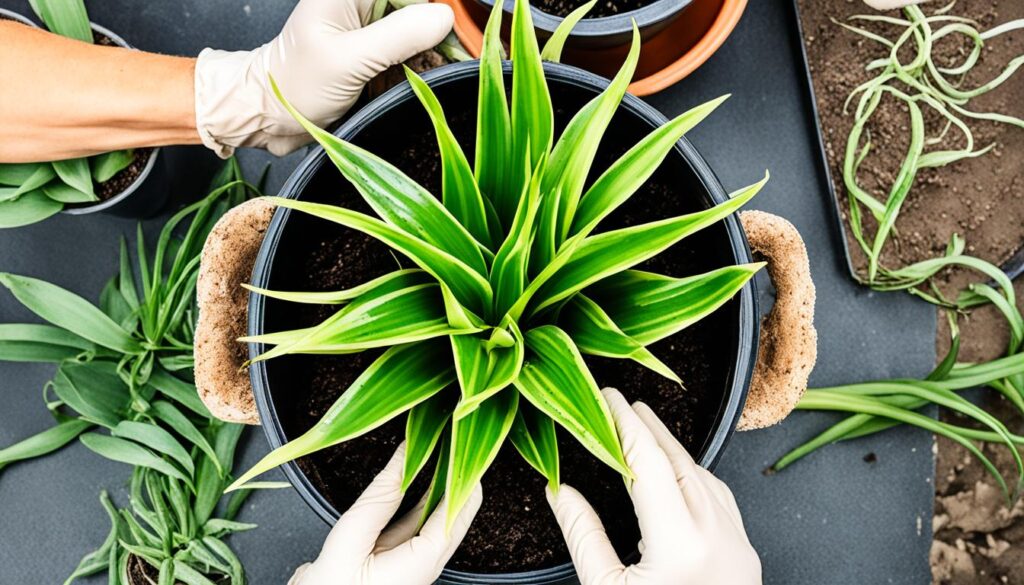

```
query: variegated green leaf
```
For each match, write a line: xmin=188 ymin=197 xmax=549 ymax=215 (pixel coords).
xmin=515 ymin=325 xmax=630 ymax=478
xmin=451 ymin=320 xmax=524 ymax=419
xmin=268 ymin=197 xmax=492 ymax=314
xmin=229 ymin=341 xmax=454 ymax=490
xmin=570 ymin=95 xmax=731 ymax=235
xmin=446 ymin=388 xmax=518 ymax=529
xmin=247 ymin=282 xmax=480 ymax=363
xmin=243 ymin=269 xmax=428 ymax=305
xmin=560 ymin=295 xmax=681 ymax=384
xmin=406 ymin=68 xmax=493 ymax=248
xmin=589 ymin=263 xmax=763 ymax=345
xmin=269 ymin=78 xmax=487 ymax=276
xmin=510 ymin=0 xmax=553 ymax=211
xmin=419 ymin=429 xmax=450 ymax=529
xmin=509 ymin=401 xmax=559 ymax=488
xmin=402 ymin=392 xmax=454 ymax=491
xmin=540 ymin=0 xmax=596 ymax=62
xmin=531 ymin=172 xmax=768 ymax=314
xmin=475 ymin=0 xmax=513 ymax=226
xmin=490 ymin=154 xmax=544 ymax=317
xmin=532 ymin=24 xmax=640 ymax=271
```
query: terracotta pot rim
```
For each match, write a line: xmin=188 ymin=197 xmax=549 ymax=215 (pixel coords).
xmin=439 ymin=0 xmax=749 ymax=96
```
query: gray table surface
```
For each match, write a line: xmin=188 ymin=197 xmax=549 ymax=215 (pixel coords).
xmin=0 ymin=0 xmax=936 ymax=583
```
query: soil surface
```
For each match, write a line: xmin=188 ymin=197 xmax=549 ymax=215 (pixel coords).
xmin=534 ymin=0 xmax=654 ymax=19
xmin=799 ymin=1 xmax=1024 ymax=584
xmin=261 ymin=80 xmax=740 ymax=573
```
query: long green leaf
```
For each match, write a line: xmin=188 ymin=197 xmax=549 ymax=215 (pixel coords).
xmin=80 ymin=433 xmax=192 ymax=488
xmin=509 ymin=401 xmax=560 ymax=488
xmin=491 ymin=154 xmax=544 ymax=317
xmin=229 ymin=341 xmax=454 ymax=490
xmin=446 ymin=388 xmax=518 ymax=529
xmin=570 ymin=95 xmax=731 ymax=235
xmin=150 ymin=400 xmax=222 ymax=476
xmin=53 ymin=362 xmax=130 ymax=428
xmin=52 ymin=158 xmax=95 ymax=198
xmin=248 ymin=282 xmax=478 ymax=362
xmin=269 ymin=78 xmax=487 ymax=275
xmin=406 ymin=68 xmax=492 ymax=247
xmin=242 ymin=269 xmax=427 ymax=305
xmin=0 ymin=273 xmax=140 ymax=353
xmin=475 ymin=0 xmax=513 ymax=226
xmin=540 ymin=0 xmax=596 ymax=61
xmin=268 ymin=197 xmax=492 ymax=314
xmin=0 ymin=418 xmax=93 ymax=472
xmin=515 ymin=325 xmax=631 ymax=478
xmin=112 ymin=421 xmax=195 ymax=477
xmin=510 ymin=0 xmax=553 ymax=212
xmin=589 ymin=263 xmax=763 ymax=345
xmin=531 ymin=173 xmax=768 ymax=314
xmin=149 ymin=366 xmax=211 ymax=418
xmin=0 ymin=190 xmax=63 ymax=228
xmin=402 ymin=393 xmax=454 ymax=491
xmin=560 ymin=295 xmax=681 ymax=384
xmin=91 ymin=150 xmax=134 ymax=184
xmin=419 ymin=429 xmax=451 ymax=530
xmin=28 ymin=0 xmax=92 ymax=42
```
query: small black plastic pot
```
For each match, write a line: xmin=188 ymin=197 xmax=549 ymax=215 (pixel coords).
xmin=248 ymin=60 xmax=757 ymax=584
xmin=473 ymin=0 xmax=693 ymax=49
xmin=60 ymin=23 xmax=168 ymax=219
xmin=0 ymin=7 xmax=36 ymax=26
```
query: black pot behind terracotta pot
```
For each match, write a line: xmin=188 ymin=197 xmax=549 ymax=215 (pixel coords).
xmin=473 ymin=0 xmax=693 ymax=49
xmin=248 ymin=61 xmax=757 ymax=584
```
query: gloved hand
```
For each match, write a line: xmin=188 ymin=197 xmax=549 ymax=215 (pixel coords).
xmin=288 ymin=443 xmax=483 ymax=585
xmin=194 ymin=0 xmax=454 ymax=158
xmin=547 ymin=388 xmax=761 ymax=585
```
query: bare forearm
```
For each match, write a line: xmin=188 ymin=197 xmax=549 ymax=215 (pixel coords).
xmin=0 ymin=22 xmax=201 ymax=162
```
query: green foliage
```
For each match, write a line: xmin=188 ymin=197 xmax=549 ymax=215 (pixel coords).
xmin=0 ymin=0 xmax=135 ymax=227
xmin=235 ymin=0 xmax=766 ymax=525
xmin=0 ymin=159 xmax=263 ymax=582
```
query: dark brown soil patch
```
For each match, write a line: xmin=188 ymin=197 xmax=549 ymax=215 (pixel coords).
xmin=534 ymin=0 xmax=654 ymax=19
xmin=799 ymin=2 xmax=1024 ymax=584
xmin=258 ymin=76 xmax=740 ymax=573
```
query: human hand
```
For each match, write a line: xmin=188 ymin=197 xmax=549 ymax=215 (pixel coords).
xmin=194 ymin=0 xmax=454 ymax=158
xmin=547 ymin=388 xmax=761 ymax=585
xmin=288 ymin=443 xmax=482 ymax=585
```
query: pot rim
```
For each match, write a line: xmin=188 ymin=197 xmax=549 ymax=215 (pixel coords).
xmin=477 ymin=0 xmax=694 ymax=38
xmin=60 ymin=22 xmax=161 ymax=216
xmin=248 ymin=60 xmax=757 ymax=584
xmin=0 ymin=7 xmax=38 ymax=27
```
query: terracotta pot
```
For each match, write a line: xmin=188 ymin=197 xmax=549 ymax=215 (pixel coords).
xmin=438 ymin=0 xmax=748 ymax=96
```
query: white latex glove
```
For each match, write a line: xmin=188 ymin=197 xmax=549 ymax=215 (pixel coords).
xmin=194 ymin=0 xmax=454 ymax=158
xmin=547 ymin=388 xmax=762 ymax=585
xmin=862 ymin=0 xmax=931 ymax=10
xmin=288 ymin=443 xmax=483 ymax=585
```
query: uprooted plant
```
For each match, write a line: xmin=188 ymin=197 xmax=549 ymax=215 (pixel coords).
xmin=0 ymin=0 xmax=139 ymax=228
xmin=230 ymin=0 xmax=768 ymax=527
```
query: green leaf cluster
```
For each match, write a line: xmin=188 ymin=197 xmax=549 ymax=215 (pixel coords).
xmin=0 ymin=0 xmax=134 ymax=228
xmin=235 ymin=0 xmax=767 ymax=528
xmin=0 ymin=159 xmax=265 ymax=582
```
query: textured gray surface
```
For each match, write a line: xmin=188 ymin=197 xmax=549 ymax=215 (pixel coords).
xmin=0 ymin=0 xmax=935 ymax=583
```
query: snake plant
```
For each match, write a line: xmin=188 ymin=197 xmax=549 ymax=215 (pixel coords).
xmin=0 ymin=0 xmax=134 ymax=228
xmin=231 ymin=0 xmax=768 ymax=527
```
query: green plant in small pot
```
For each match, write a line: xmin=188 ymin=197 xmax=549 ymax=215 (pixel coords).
xmin=234 ymin=0 xmax=766 ymax=579
xmin=0 ymin=0 xmax=164 ymax=228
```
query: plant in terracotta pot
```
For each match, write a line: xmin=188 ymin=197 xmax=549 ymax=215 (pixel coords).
xmin=0 ymin=0 xmax=164 ymax=228
xmin=232 ymin=0 xmax=773 ymax=580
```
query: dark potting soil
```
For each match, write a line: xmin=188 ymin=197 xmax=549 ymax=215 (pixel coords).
xmin=262 ymin=86 xmax=736 ymax=573
xmin=800 ymin=2 xmax=1024 ymax=584
xmin=534 ymin=0 xmax=655 ymax=19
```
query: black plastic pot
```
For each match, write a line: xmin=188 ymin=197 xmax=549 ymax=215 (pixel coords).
xmin=248 ymin=60 xmax=758 ymax=584
xmin=59 ymin=23 xmax=168 ymax=219
xmin=0 ymin=7 xmax=36 ymax=26
xmin=473 ymin=0 xmax=693 ymax=49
